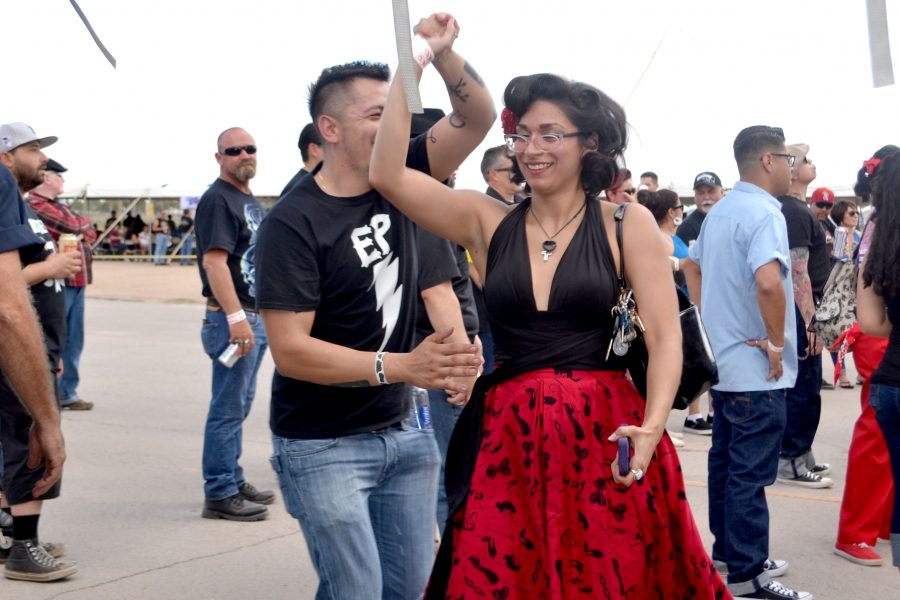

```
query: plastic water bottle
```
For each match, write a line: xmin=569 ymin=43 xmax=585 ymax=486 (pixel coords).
xmin=406 ymin=387 xmax=433 ymax=429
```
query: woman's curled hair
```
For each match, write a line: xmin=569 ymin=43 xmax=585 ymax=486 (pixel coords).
xmin=862 ymin=149 xmax=900 ymax=301
xmin=502 ymin=74 xmax=628 ymax=196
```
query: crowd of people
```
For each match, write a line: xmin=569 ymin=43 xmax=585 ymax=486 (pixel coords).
xmin=93 ymin=207 xmax=195 ymax=264
xmin=1 ymin=10 xmax=898 ymax=600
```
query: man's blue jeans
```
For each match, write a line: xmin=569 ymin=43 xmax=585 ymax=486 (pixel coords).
xmin=200 ymin=308 xmax=268 ymax=500
xmin=428 ymin=388 xmax=462 ymax=532
xmin=153 ymin=233 xmax=168 ymax=264
xmin=60 ymin=286 xmax=86 ymax=405
xmin=709 ymin=388 xmax=787 ymax=594
xmin=869 ymin=383 xmax=900 ymax=567
xmin=271 ymin=426 xmax=440 ymax=600
xmin=780 ymin=352 xmax=822 ymax=462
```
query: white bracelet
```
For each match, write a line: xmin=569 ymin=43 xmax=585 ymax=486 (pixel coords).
xmin=226 ymin=310 xmax=247 ymax=326
xmin=670 ymin=256 xmax=680 ymax=272
xmin=375 ymin=351 xmax=389 ymax=385
xmin=412 ymin=35 xmax=434 ymax=69
xmin=767 ymin=340 xmax=784 ymax=353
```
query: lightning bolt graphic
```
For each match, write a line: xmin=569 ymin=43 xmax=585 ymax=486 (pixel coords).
xmin=371 ymin=251 xmax=403 ymax=351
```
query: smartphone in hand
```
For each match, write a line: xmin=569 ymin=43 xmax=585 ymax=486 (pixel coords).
xmin=617 ymin=436 xmax=631 ymax=477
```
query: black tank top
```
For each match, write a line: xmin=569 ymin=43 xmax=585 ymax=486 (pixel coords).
xmin=483 ymin=196 xmax=628 ymax=371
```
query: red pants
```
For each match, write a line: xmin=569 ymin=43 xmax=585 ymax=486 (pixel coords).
xmin=837 ymin=334 xmax=894 ymax=545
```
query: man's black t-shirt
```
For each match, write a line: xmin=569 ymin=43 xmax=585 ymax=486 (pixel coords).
xmin=0 ymin=165 xmax=66 ymax=373
xmin=280 ymin=167 xmax=309 ymax=197
xmin=414 ymin=231 xmax=479 ymax=343
xmin=195 ymin=179 xmax=266 ymax=305
xmin=415 ymin=227 xmax=461 ymax=342
xmin=179 ymin=214 xmax=194 ymax=235
xmin=255 ymin=136 xmax=430 ymax=439
xmin=24 ymin=205 xmax=67 ymax=368
xmin=675 ymin=208 xmax=705 ymax=244
xmin=779 ymin=195 xmax=830 ymax=299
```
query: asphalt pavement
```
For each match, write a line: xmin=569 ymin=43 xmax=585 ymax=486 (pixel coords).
xmin=3 ymin=297 xmax=896 ymax=599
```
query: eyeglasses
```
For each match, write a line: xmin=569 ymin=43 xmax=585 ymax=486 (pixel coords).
xmin=672 ymin=204 xmax=684 ymax=210
xmin=503 ymin=131 xmax=585 ymax=153
xmin=221 ymin=145 xmax=257 ymax=157
xmin=770 ymin=152 xmax=796 ymax=167
xmin=814 ymin=201 xmax=834 ymax=209
xmin=493 ymin=166 xmax=514 ymax=172
xmin=847 ymin=211 xmax=858 ymax=216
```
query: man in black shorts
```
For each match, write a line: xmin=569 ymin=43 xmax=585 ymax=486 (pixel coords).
xmin=0 ymin=123 xmax=75 ymax=582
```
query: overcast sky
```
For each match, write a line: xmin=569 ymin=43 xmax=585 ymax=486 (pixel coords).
xmin=4 ymin=0 xmax=898 ymax=198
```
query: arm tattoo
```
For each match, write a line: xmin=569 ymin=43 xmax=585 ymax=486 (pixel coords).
xmin=463 ymin=61 xmax=485 ymax=87
xmin=447 ymin=77 xmax=470 ymax=103
xmin=332 ymin=380 xmax=371 ymax=388
xmin=790 ymin=247 xmax=815 ymax=324
xmin=448 ymin=111 xmax=466 ymax=129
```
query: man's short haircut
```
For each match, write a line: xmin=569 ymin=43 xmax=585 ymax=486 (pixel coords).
xmin=480 ymin=146 xmax=511 ymax=182
xmin=307 ymin=61 xmax=391 ymax=124
xmin=640 ymin=171 xmax=658 ymax=183
xmin=733 ymin=125 xmax=786 ymax=169
xmin=297 ymin=123 xmax=322 ymax=162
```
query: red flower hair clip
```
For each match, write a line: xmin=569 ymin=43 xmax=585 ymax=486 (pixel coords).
xmin=863 ymin=157 xmax=881 ymax=176
xmin=500 ymin=107 xmax=519 ymax=135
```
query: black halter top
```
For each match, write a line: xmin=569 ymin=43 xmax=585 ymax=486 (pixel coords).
xmin=482 ymin=196 xmax=628 ymax=371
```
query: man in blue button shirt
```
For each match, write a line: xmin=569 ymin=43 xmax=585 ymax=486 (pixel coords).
xmin=684 ymin=126 xmax=813 ymax=600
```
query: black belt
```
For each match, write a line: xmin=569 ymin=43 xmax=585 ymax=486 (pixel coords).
xmin=206 ymin=299 xmax=257 ymax=313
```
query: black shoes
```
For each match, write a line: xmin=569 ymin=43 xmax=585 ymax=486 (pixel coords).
xmin=3 ymin=538 xmax=77 ymax=582
xmin=238 ymin=482 xmax=275 ymax=506
xmin=202 ymin=493 xmax=268 ymax=521
xmin=683 ymin=417 xmax=713 ymax=435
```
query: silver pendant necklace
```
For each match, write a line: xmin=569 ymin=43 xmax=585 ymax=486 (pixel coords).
xmin=529 ymin=202 xmax=586 ymax=261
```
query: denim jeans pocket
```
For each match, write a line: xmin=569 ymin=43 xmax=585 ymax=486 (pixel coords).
xmin=200 ymin=319 xmax=226 ymax=359
xmin=283 ymin=437 xmax=340 ymax=458
xmin=723 ymin=393 xmax=753 ymax=422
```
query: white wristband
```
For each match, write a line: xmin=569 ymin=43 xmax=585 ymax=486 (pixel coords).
xmin=226 ymin=310 xmax=247 ymax=326
xmin=375 ymin=351 xmax=389 ymax=385
xmin=669 ymin=256 xmax=680 ymax=272
xmin=412 ymin=35 xmax=434 ymax=69
xmin=767 ymin=340 xmax=784 ymax=353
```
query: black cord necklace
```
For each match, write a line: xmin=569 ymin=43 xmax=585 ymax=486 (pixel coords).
xmin=529 ymin=202 xmax=586 ymax=261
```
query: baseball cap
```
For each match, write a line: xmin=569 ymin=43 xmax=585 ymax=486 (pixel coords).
xmin=45 ymin=158 xmax=67 ymax=173
xmin=0 ymin=122 xmax=57 ymax=152
xmin=811 ymin=187 xmax=834 ymax=205
xmin=787 ymin=143 xmax=809 ymax=169
xmin=693 ymin=172 xmax=722 ymax=189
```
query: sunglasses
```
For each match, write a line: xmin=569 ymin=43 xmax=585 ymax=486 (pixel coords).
xmin=814 ymin=201 xmax=833 ymax=209
xmin=494 ymin=167 xmax=514 ymax=172
xmin=221 ymin=145 xmax=257 ymax=157
xmin=847 ymin=211 xmax=858 ymax=216
xmin=612 ymin=188 xmax=636 ymax=195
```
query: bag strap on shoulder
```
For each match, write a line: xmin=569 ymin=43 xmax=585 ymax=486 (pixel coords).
xmin=614 ymin=203 xmax=627 ymax=289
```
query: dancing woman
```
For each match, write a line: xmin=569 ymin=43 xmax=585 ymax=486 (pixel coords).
xmin=370 ymin=21 xmax=727 ymax=599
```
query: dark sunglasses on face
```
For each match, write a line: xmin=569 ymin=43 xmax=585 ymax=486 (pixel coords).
xmin=221 ymin=145 xmax=257 ymax=157
xmin=814 ymin=201 xmax=833 ymax=209
xmin=614 ymin=188 xmax=636 ymax=195
xmin=847 ymin=211 xmax=858 ymax=216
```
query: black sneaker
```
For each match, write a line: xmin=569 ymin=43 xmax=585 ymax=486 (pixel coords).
xmin=714 ymin=558 xmax=789 ymax=578
xmin=4 ymin=538 xmax=77 ymax=582
xmin=734 ymin=579 xmax=812 ymax=599
xmin=202 ymin=493 xmax=268 ymax=521
xmin=820 ymin=379 xmax=835 ymax=390
xmin=776 ymin=470 xmax=834 ymax=488
xmin=808 ymin=463 xmax=831 ymax=477
xmin=0 ymin=531 xmax=65 ymax=564
xmin=238 ymin=482 xmax=275 ymax=506
xmin=683 ymin=417 xmax=713 ymax=435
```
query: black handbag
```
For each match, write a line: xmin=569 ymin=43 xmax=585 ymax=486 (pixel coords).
xmin=611 ymin=204 xmax=718 ymax=410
